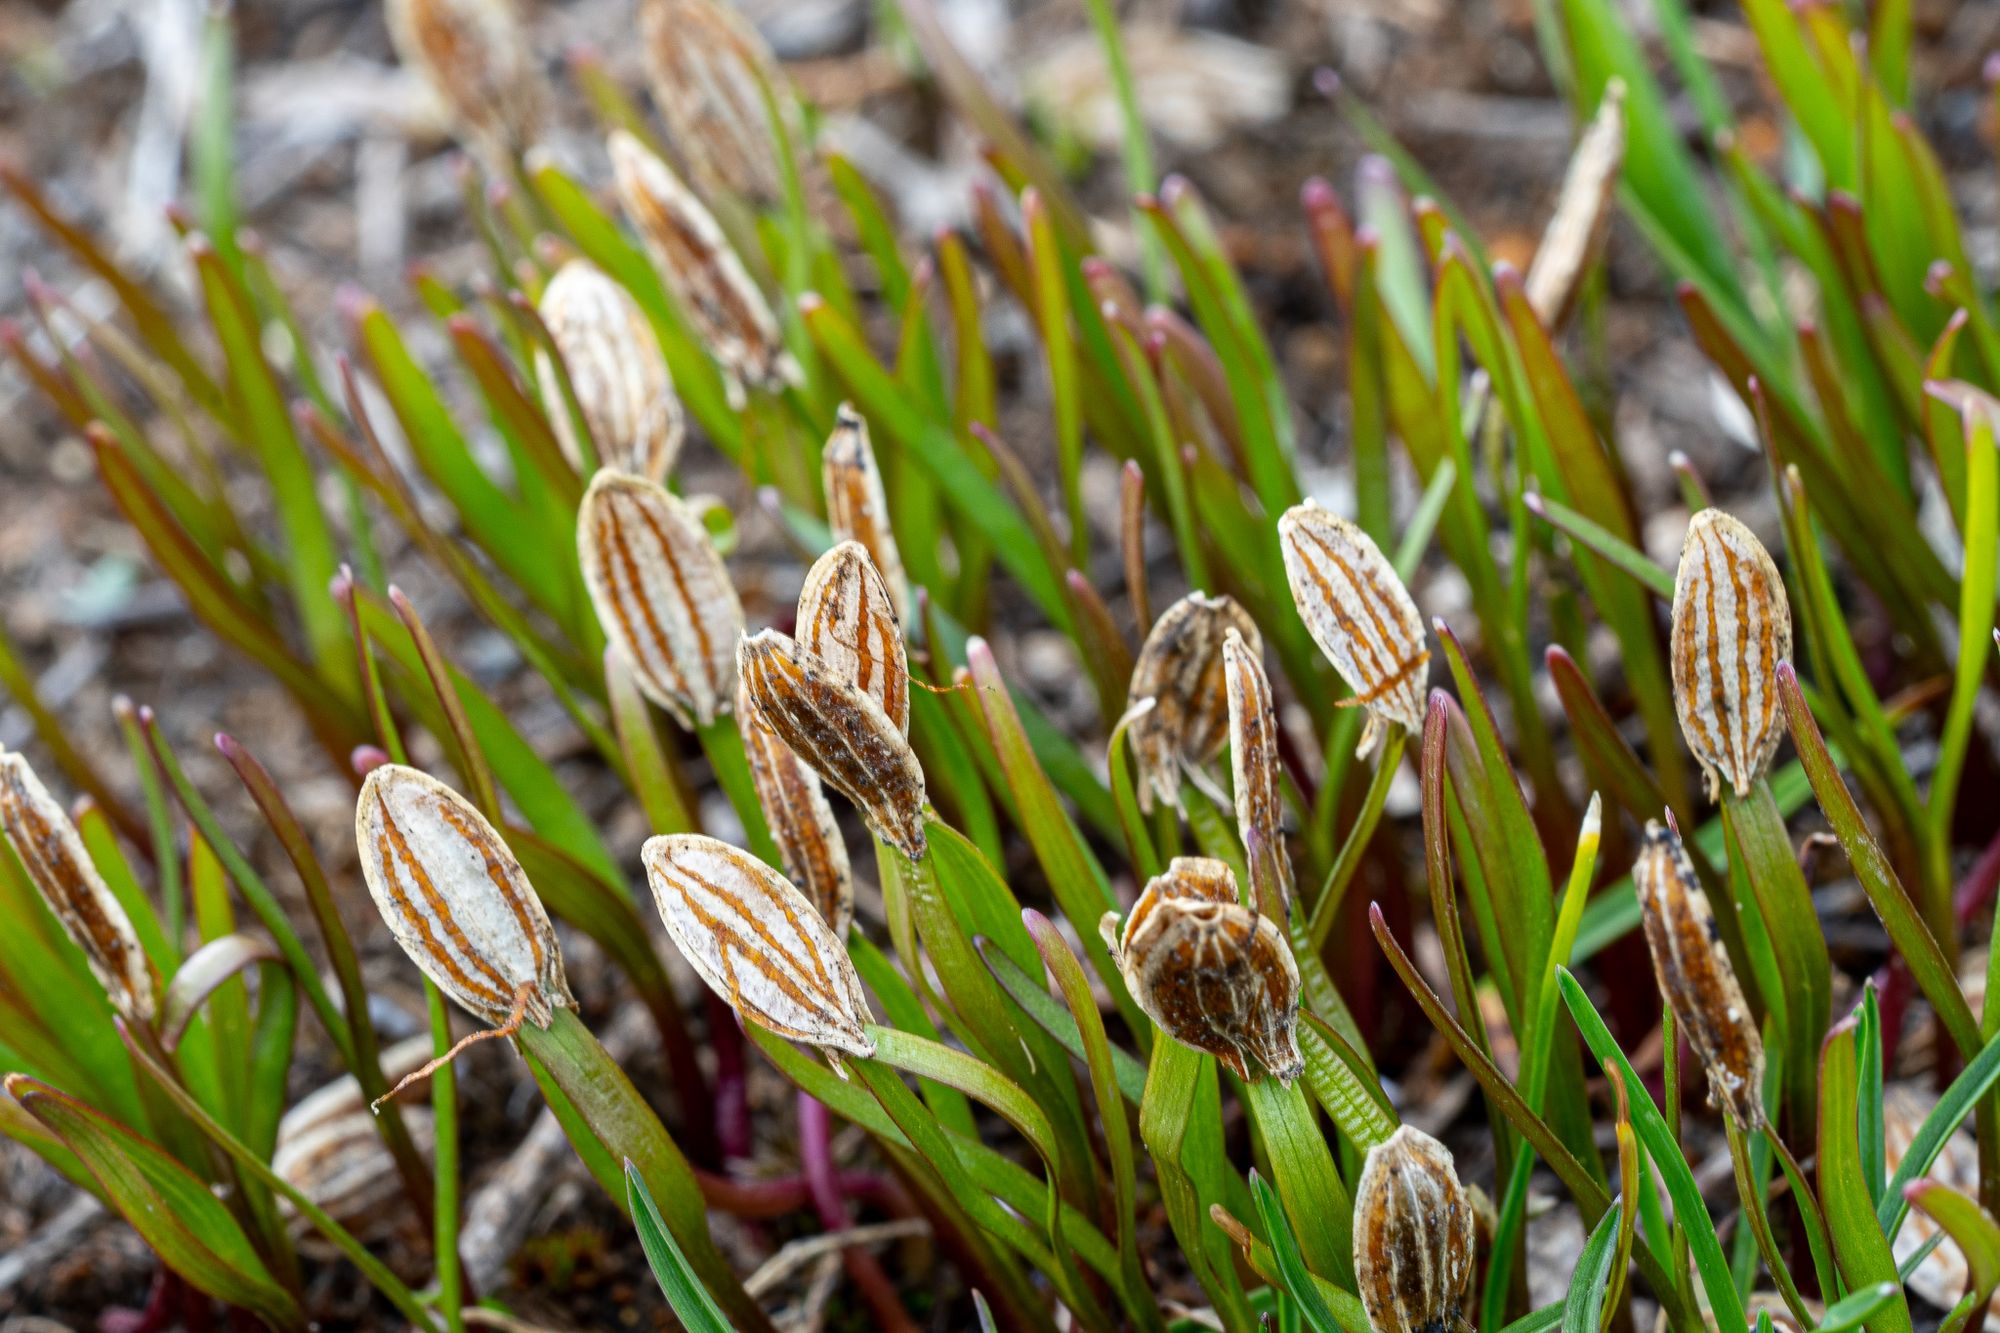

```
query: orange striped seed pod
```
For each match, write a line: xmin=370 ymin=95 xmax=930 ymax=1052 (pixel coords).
xmin=1278 ymin=501 xmax=1427 ymax=759
xmin=1101 ymin=857 xmax=1302 ymax=1084
xmin=578 ymin=470 xmax=743 ymax=730
xmin=638 ymin=0 xmax=791 ymax=208
xmin=1125 ymin=592 xmax=1259 ymax=813
xmin=822 ymin=406 xmax=909 ymax=623
xmin=384 ymin=0 xmax=545 ymax=164
xmin=643 ymin=833 xmax=874 ymax=1066
xmin=737 ymin=678 xmax=853 ymax=940
xmin=796 ymin=540 xmax=909 ymax=737
xmin=535 ymin=259 xmax=684 ymax=483
xmin=738 ymin=629 xmax=928 ymax=861
xmin=0 ymin=749 xmax=157 ymax=1022
xmin=1223 ymin=628 xmax=1291 ymax=923
xmin=1353 ymin=1126 xmax=1477 ymax=1333
xmin=1670 ymin=509 xmax=1792 ymax=801
xmin=1634 ymin=819 xmax=1764 ymax=1130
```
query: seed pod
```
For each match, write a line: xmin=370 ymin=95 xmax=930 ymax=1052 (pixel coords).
xmin=638 ymin=0 xmax=790 ymax=208
xmin=1634 ymin=819 xmax=1764 ymax=1130
xmin=738 ymin=629 xmax=928 ymax=860
xmin=1101 ymin=857 xmax=1302 ymax=1083
xmin=535 ymin=259 xmax=684 ymax=483
xmin=737 ymin=679 xmax=853 ymax=939
xmin=608 ymin=130 xmax=796 ymax=402
xmin=384 ymin=0 xmax=545 ymax=164
xmin=1278 ymin=500 xmax=1428 ymax=759
xmin=578 ymin=470 xmax=743 ymax=729
xmin=1524 ymin=78 xmax=1625 ymax=325
xmin=643 ymin=833 xmax=875 ymax=1064
xmin=1670 ymin=509 xmax=1792 ymax=802
xmin=0 ymin=750 xmax=157 ymax=1022
xmin=1352 ymin=1125 xmax=1476 ymax=1333
xmin=796 ymin=540 xmax=909 ymax=736
xmin=1223 ymin=628 xmax=1291 ymax=922
xmin=822 ymin=406 xmax=909 ymax=623
xmin=274 ymin=1104 xmax=435 ymax=1243
xmin=355 ymin=764 xmax=573 ymax=1032
xmin=1125 ymin=592 xmax=1260 ymax=813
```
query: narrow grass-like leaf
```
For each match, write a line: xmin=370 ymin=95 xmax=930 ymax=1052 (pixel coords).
xmin=1821 ymin=1020 xmax=1915 ymax=1333
xmin=628 ymin=1160 xmax=734 ymax=1332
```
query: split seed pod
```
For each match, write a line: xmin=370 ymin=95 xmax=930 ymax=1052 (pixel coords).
xmin=1352 ymin=1125 xmax=1476 ymax=1333
xmin=578 ymin=470 xmax=743 ymax=729
xmin=1125 ymin=592 xmax=1259 ymax=813
xmin=0 ymin=750 xmax=157 ymax=1022
xmin=796 ymin=540 xmax=909 ymax=736
xmin=355 ymin=765 xmax=573 ymax=1035
xmin=738 ymin=679 xmax=853 ymax=939
xmin=644 ymin=834 xmax=874 ymax=1067
xmin=822 ymin=406 xmax=910 ymax=622
xmin=1278 ymin=500 xmax=1428 ymax=758
xmin=1223 ymin=629 xmax=1291 ymax=922
xmin=608 ymin=130 xmax=797 ymax=402
xmin=535 ymin=259 xmax=684 ymax=482
xmin=1634 ymin=819 xmax=1764 ymax=1130
xmin=738 ymin=629 xmax=928 ymax=860
xmin=1670 ymin=509 xmax=1792 ymax=802
xmin=385 ymin=0 xmax=545 ymax=164
xmin=1100 ymin=857 xmax=1303 ymax=1083
xmin=638 ymin=0 xmax=791 ymax=208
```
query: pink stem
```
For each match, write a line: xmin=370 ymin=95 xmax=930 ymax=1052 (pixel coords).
xmin=799 ymin=1093 xmax=919 ymax=1333
xmin=707 ymin=994 xmax=752 ymax=1160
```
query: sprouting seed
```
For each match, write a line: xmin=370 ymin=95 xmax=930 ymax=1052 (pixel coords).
xmin=608 ymin=130 xmax=797 ymax=404
xmin=0 ymin=749 xmax=157 ymax=1023
xmin=643 ymin=833 xmax=875 ymax=1068
xmin=738 ymin=629 xmax=928 ymax=860
xmin=638 ymin=0 xmax=792 ymax=208
xmin=1223 ymin=628 xmax=1292 ymax=923
xmin=1670 ymin=509 xmax=1792 ymax=802
xmin=1125 ymin=592 xmax=1260 ymax=813
xmin=738 ymin=678 xmax=853 ymax=940
xmin=1100 ymin=857 xmax=1303 ymax=1084
xmin=1634 ymin=819 xmax=1764 ymax=1131
xmin=822 ymin=405 xmax=910 ymax=623
xmin=1352 ymin=1125 xmax=1476 ymax=1333
xmin=577 ymin=469 xmax=743 ymax=730
xmin=384 ymin=0 xmax=545 ymax=165
xmin=796 ymin=540 xmax=909 ymax=737
xmin=1278 ymin=500 xmax=1428 ymax=759
xmin=535 ymin=259 xmax=684 ymax=483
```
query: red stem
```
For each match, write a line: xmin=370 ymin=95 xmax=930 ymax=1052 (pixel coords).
xmin=799 ymin=1093 xmax=920 ymax=1333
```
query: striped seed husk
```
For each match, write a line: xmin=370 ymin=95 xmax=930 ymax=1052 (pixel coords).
xmin=822 ymin=405 xmax=910 ymax=623
xmin=1101 ymin=856 xmax=1303 ymax=1084
xmin=1634 ymin=819 xmax=1764 ymax=1130
xmin=1223 ymin=628 xmax=1292 ymax=923
xmin=608 ymin=130 xmax=796 ymax=402
xmin=796 ymin=540 xmax=909 ymax=737
xmin=738 ymin=629 xmax=928 ymax=860
xmin=274 ymin=1102 xmax=435 ymax=1242
xmin=578 ymin=469 xmax=743 ymax=729
xmin=1352 ymin=1125 xmax=1476 ymax=1333
xmin=638 ymin=0 xmax=790 ymax=208
xmin=0 ymin=749 xmax=157 ymax=1022
xmin=643 ymin=833 xmax=875 ymax=1063
xmin=1670 ymin=508 xmax=1792 ymax=802
xmin=1278 ymin=500 xmax=1428 ymax=759
xmin=737 ymin=678 xmax=853 ymax=939
xmin=355 ymin=765 xmax=573 ymax=1030
xmin=385 ymin=0 xmax=545 ymax=164
xmin=535 ymin=259 xmax=684 ymax=483
xmin=1125 ymin=592 xmax=1259 ymax=813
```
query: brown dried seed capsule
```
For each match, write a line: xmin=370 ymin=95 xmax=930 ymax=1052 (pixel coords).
xmin=821 ymin=405 xmax=910 ymax=623
xmin=578 ymin=469 xmax=743 ymax=729
xmin=643 ymin=833 xmax=875 ymax=1064
xmin=1125 ymin=592 xmax=1260 ymax=813
xmin=535 ymin=259 xmax=684 ymax=483
xmin=1353 ymin=1125 xmax=1477 ymax=1333
xmin=1223 ymin=629 xmax=1292 ymax=923
xmin=738 ymin=629 xmax=928 ymax=860
xmin=0 ymin=749 xmax=157 ymax=1022
xmin=737 ymin=678 xmax=853 ymax=939
xmin=638 ymin=0 xmax=791 ymax=208
xmin=608 ymin=130 xmax=797 ymax=402
xmin=1670 ymin=508 xmax=1792 ymax=802
xmin=797 ymin=540 xmax=909 ymax=737
xmin=1634 ymin=819 xmax=1764 ymax=1130
xmin=1101 ymin=857 xmax=1303 ymax=1084
xmin=1278 ymin=500 xmax=1428 ymax=759
xmin=384 ymin=0 xmax=545 ymax=164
